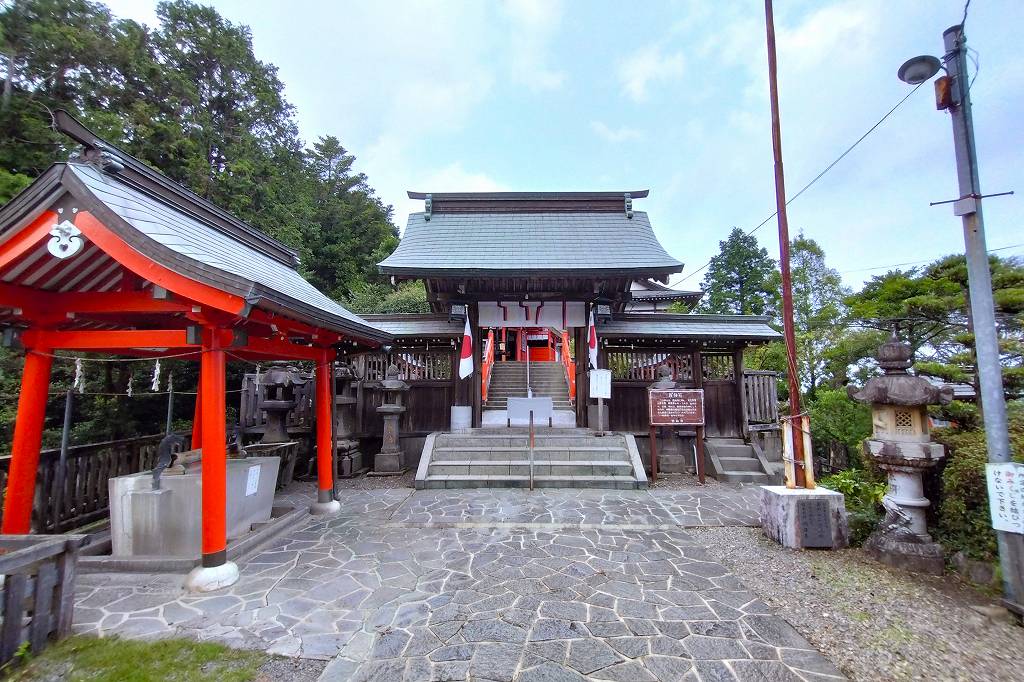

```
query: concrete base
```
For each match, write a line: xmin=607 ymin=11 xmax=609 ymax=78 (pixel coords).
xmin=184 ymin=560 xmax=239 ymax=593
xmin=451 ymin=406 xmax=473 ymax=432
xmin=371 ymin=450 xmax=403 ymax=475
xmin=309 ymin=499 xmax=342 ymax=515
xmin=865 ymin=531 xmax=945 ymax=575
xmin=760 ymin=485 xmax=849 ymax=549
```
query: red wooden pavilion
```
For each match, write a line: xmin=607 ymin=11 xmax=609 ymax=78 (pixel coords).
xmin=0 ymin=112 xmax=388 ymax=589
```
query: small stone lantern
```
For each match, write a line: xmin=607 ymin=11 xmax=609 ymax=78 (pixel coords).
xmin=373 ymin=363 xmax=409 ymax=474
xmin=258 ymin=362 xmax=307 ymax=444
xmin=848 ymin=335 xmax=953 ymax=574
xmin=334 ymin=360 xmax=364 ymax=477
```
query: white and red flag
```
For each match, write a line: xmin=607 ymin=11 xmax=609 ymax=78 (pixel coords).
xmin=458 ymin=316 xmax=474 ymax=379
xmin=587 ymin=308 xmax=598 ymax=369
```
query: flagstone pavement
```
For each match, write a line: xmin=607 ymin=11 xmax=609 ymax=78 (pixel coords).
xmin=73 ymin=484 xmax=845 ymax=681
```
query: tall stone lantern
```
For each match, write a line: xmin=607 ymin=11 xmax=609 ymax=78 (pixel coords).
xmin=373 ymin=363 xmax=409 ymax=475
xmin=848 ymin=335 xmax=953 ymax=574
xmin=334 ymin=360 xmax=365 ymax=477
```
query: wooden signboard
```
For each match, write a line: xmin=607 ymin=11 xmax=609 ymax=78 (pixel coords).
xmin=648 ymin=389 xmax=704 ymax=426
xmin=647 ymin=388 xmax=706 ymax=485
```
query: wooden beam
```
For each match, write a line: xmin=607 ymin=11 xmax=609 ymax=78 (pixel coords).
xmin=24 ymin=328 xmax=195 ymax=350
xmin=0 ymin=211 xmax=58 ymax=270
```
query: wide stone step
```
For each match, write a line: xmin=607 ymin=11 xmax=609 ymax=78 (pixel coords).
xmin=430 ymin=446 xmax=628 ymax=461
xmin=710 ymin=444 xmax=757 ymax=457
xmin=717 ymin=470 xmax=772 ymax=483
xmin=434 ymin=434 xmax=624 ymax=446
xmin=418 ymin=474 xmax=642 ymax=490
xmin=428 ymin=460 xmax=635 ymax=476
xmin=718 ymin=456 xmax=764 ymax=472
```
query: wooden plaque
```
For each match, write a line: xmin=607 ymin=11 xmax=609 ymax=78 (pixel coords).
xmin=648 ymin=388 xmax=704 ymax=426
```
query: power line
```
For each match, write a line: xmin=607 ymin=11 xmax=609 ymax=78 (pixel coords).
xmin=668 ymin=81 xmax=926 ymax=288
xmin=839 ymin=243 xmax=1024 ymax=274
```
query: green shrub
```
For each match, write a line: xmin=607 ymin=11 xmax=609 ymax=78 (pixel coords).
xmin=932 ymin=400 xmax=1024 ymax=562
xmin=820 ymin=468 xmax=886 ymax=545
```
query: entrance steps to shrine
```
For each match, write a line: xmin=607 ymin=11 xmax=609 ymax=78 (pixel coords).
xmin=415 ymin=429 xmax=648 ymax=489
xmin=483 ymin=361 xmax=573 ymax=411
xmin=705 ymin=437 xmax=781 ymax=484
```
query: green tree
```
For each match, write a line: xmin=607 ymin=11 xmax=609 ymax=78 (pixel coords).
xmin=789 ymin=234 xmax=850 ymax=398
xmin=697 ymin=227 xmax=779 ymax=318
xmin=846 ymin=254 xmax=1024 ymax=397
xmin=346 ymin=281 xmax=430 ymax=315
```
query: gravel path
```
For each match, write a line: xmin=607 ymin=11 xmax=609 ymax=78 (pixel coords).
xmin=694 ymin=527 xmax=1024 ymax=682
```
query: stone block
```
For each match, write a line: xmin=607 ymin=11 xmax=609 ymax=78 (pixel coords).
xmin=760 ymin=485 xmax=849 ymax=549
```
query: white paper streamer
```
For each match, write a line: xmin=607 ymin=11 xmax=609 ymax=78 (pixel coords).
xmin=151 ymin=358 xmax=161 ymax=392
xmin=126 ymin=371 xmax=133 ymax=398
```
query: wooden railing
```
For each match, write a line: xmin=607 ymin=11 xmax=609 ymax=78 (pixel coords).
xmin=560 ymin=330 xmax=576 ymax=401
xmin=743 ymin=370 xmax=780 ymax=425
xmin=0 ymin=433 xmax=188 ymax=534
xmin=482 ymin=330 xmax=495 ymax=403
xmin=353 ymin=351 xmax=452 ymax=382
xmin=607 ymin=350 xmax=694 ymax=382
xmin=0 ymin=534 xmax=88 ymax=665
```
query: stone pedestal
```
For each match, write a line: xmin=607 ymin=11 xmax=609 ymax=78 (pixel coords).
xmin=761 ymin=486 xmax=849 ymax=549
xmin=335 ymin=394 xmax=365 ymax=478
xmin=372 ymin=404 xmax=405 ymax=475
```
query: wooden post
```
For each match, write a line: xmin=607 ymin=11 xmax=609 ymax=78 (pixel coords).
xmin=199 ymin=328 xmax=227 ymax=568
xmin=649 ymin=424 xmax=658 ymax=483
xmin=314 ymin=349 xmax=335 ymax=505
xmin=1 ymin=348 xmax=54 ymax=534
xmin=695 ymin=425 xmax=706 ymax=484
xmin=734 ymin=346 xmax=748 ymax=439
xmin=470 ymin=303 xmax=482 ymax=428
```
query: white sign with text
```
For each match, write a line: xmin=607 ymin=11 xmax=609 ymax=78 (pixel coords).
xmin=987 ymin=462 xmax=1024 ymax=534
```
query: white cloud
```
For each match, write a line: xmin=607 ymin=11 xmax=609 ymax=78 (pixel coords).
xmin=617 ymin=45 xmax=686 ymax=102
xmin=590 ymin=121 xmax=643 ymax=143
xmin=392 ymin=162 xmax=505 ymax=232
xmin=501 ymin=0 xmax=567 ymax=91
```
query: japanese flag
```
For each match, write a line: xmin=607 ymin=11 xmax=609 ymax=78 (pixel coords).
xmin=587 ymin=308 xmax=598 ymax=370
xmin=458 ymin=317 xmax=474 ymax=379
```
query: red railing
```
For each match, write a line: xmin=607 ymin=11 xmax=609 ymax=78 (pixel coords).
xmin=481 ymin=329 xmax=495 ymax=403
xmin=561 ymin=330 xmax=576 ymax=402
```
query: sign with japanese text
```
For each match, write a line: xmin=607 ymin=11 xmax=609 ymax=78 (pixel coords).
xmin=986 ymin=462 xmax=1024 ymax=534
xmin=648 ymin=388 xmax=704 ymax=426
xmin=590 ymin=369 xmax=611 ymax=400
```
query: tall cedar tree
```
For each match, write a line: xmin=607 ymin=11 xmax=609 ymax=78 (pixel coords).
xmin=0 ymin=0 xmax=401 ymax=452
xmin=697 ymin=227 xmax=779 ymax=318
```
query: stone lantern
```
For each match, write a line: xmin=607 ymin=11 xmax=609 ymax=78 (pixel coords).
xmin=258 ymin=362 xmax=306 ymax=444
xmin=373 ymin=363 xmax=409 ymax=474
xmin=334 ymin=360 xmax=365 ymax=477
xmin=848 ymin=334 xmax=953 ymax=574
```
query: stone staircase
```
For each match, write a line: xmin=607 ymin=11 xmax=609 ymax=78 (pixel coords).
xmin=483 ymin=361 xmax=573 ymax=411
xmin=704 ymin=437 xmax=781 ymax=484
xmin=415 ymin=429 xmax=648 ymax=489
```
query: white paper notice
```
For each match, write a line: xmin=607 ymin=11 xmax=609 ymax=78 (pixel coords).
xmin=245 ymin=465 xmax=260 ymax=497
xmin=986 ymin=462 xmax=1024 ymax=534
xmin=590 ymin=369 xmax=612 ymax=400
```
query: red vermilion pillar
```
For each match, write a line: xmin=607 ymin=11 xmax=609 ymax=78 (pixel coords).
xmin=1 ymin=348 xmax=54 ymax=534
xmin=310 ymin=349 xmax=341 ymax=515
xmin=191 ymin=385 xmax=203 ymax=450
xmin=184 ymin=328 xmax=238 ymax=591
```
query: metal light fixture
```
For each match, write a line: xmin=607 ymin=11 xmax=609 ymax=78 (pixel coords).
xmin=897 ymin=55 xmax=941 ymax=84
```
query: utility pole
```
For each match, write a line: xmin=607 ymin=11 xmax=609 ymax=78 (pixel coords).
xmin=764 ymin=0 xmax=806 ymax=487
xmin=941 ymin=23 xmax=1024 ymax=616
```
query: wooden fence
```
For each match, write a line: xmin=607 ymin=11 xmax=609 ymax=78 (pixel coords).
xmin=0 ymin=434 xmax=184 ymax=534
xmin=0 ymin=534 xmax=87 ymax=666
xmin=743 ymin=370 xmax=780 ymax=425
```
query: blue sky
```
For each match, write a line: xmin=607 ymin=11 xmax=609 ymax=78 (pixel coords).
xmin=103 ymin=0 xmax=1024 ymax=289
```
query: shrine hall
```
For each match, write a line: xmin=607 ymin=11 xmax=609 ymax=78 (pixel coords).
xmin=0 ymin=112 xmax=781 ymax=590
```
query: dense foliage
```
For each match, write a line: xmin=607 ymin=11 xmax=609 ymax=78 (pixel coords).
xmin=697 ymin=227 xmax=779 ymax=317
xmin=818 ymin=468 xmax=886 ymax=545
xmin=0 ymin=0 xmax=406 ymax=453
xmin=932 ymin=401 xmax=1024 ymax=561
xmin=0 ymin=0 xmax=398 ymax=298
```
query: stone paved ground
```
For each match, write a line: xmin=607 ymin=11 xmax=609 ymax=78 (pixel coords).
xmin=74 ymin=484 xmax=844 ymax=681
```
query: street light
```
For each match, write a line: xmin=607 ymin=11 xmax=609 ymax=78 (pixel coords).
xmin=899 ymin=25 xmax=1023 ymax=619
